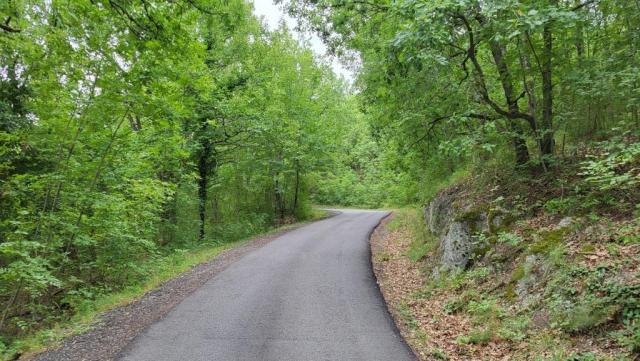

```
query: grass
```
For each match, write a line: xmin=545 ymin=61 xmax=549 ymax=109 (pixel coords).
xmin=387 ymin=208 xmax=436 ymax=262
xmin=2 ymin=209 xmax=330 ymax=360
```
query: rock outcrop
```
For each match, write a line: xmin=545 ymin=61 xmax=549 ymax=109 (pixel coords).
xmin=424 ymin=187 xmax=507 ymax=274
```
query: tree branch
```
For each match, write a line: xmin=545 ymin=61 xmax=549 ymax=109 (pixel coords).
xmin=1 ymin=17 xmax=21 ymax=33
xmin=457 ymin=13 xmax=535 ymax=123
xmin=572 ymin=0 xmax=597 ymax=11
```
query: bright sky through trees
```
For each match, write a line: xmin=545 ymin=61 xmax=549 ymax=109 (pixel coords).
xmin=251 ymin=0 xmax=354 ymax=82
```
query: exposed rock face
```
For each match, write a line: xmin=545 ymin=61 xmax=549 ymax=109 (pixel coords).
xmin=424 ymin=189 xmax=456 ymax=235
xmin=424 ymin=188 xmax=506 ymax=274
xmin=440 ymin=222 xmax=473 ymax=271
xmin=556 ymin=217 xmax=573 ymax=229
xmin=424 ymin=189 xmax=476 ymax=273
xmin=515 ymin=255 xmax=545 ymax=308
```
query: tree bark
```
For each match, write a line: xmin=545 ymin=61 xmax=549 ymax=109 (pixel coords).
xmin=541 ymin=9 xmax=555 ymax=160
xmin=489 ymin=42 xmax=531 ymax=164
xmin=510 ymin=122 xmax=530 ymax=165
xmin=293 ymin=162 xmax=300 ymax=214
xmin=197 ymin=139 xmax=211 ymax=242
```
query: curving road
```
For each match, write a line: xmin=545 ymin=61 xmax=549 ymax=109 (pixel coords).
xmin=118 ymin=210 xmax=416 ymax=361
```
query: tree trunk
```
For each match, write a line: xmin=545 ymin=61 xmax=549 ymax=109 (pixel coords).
xmin=293 ymin=163 xmax=300 ymax=215
xmin=274 ymin=174 xmax=284 ymax=222
xmin=510 ymin=121 xmax=530 ymax=165
xmin=197 ymin=140 xmax=211 ymax=242
xmin=541 ymin=14 xmax=555 ymax=160
xmin=489 ymin=42 xmax=531 ymax=165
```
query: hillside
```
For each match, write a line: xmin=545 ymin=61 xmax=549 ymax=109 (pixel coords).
xmin=371 ymin=139 xmax=639 ymax=360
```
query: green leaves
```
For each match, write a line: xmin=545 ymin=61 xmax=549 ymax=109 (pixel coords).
xmin=580 ymin=139 xmax=640 ymax=191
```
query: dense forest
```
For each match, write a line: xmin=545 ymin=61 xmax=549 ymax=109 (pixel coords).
xmin=1 ymin=0 xmax=639 ymax=359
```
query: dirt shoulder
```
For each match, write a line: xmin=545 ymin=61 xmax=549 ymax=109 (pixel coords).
xmin=26 ymin=216 xmax=333 ymax=361
xmin=370 ymin=213 xmax=513 ymax=360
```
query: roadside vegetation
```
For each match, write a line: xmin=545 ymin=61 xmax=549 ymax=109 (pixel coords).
xmin=281 ymin=0 xmax=640 ymax=359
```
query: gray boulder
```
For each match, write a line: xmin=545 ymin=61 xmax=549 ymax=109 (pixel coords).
xmin=440 ymin=221 xmax=473 ymax=271
xmin=424 ymin=189 xmax=481 ymax=274
xmin=424 ymin=190 xmax=456 ymax=236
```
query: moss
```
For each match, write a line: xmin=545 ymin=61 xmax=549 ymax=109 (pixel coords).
xmin=580 ymin=244 xmax=596 ymax=253
xmin=529 ymin=229 xmax=565 ymax=254
xmin=487 ymin=208 xmax=515 ymax=234
xmin=505 ymin=283 xmax=517 ymax=301
xmin=454 ymin=205 xmax=489 ymax=223
xmin=505 ymin=264 xmax=525 ymax=302
xmin=510 ymin=264 xmax=526 ymax=283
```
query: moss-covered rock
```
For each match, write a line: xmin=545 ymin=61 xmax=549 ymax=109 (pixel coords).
xmin=529 ymin=229 xmax=565 ymax=254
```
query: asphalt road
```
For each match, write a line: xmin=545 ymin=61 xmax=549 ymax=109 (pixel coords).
xmin=118 ymin=210 xmax=416 ymax=361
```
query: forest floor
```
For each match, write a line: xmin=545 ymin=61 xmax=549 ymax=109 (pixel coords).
xmin=16 ymin=211 xmax=333 ymax=361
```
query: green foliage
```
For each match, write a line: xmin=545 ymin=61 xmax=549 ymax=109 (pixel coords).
xmin=406 ymin=233 xmax=435 ymax=262
xmin=497 ymin=315 xmax=531 ymax=342
xmin=556 ymin=302 xmax=619 ymax=333
xmin=387 ymin=209 xmax=436 ymax=262
xmin=544 ymin=263 xmax=639 ymax=343
xmin=443 ymin=290 xmax=481 ymax=315
xmin=544 ymin=197 xmax=579 ymax=215
xmin=0 ymin=0 xmax=353 ymax=353
xmin=398 ymin=300 xmax=419 ymax=330
xmin=615 ymin=317 xmax=640 ymax=354
xmin=467 ymin=298 xmax=505 ymax=326
xmin=565 ymin=352 xmax=598 ymax=361
xmin=580 ymin=137 xmax=640 ymax=191
xmin=497 ymin=232 xmax=524 ymax=246
xmin=456 ymin=328 xmax=493 ymax=345
xmin=429 ymin=348 xmax=449 ymax=360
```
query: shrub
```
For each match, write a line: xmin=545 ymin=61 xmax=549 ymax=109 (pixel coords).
xmin=497 ymin=315 xmax=531 ymax=342
xmin=579 ymin=138 xmax=640 ymax=191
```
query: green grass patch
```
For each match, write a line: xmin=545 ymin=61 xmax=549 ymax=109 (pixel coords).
xmin=398 ymin=300 xmax=419 ymax=330
xmin=430 ymin=348 xmax=450 ymax=360
xmin=457 ymin=327 xmax=493 ymax=345
xmin=387 ymin=208 xmax=436 ymax=262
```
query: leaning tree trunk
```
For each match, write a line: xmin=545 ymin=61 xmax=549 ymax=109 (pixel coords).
xmin=489 ymin=42 xmax=531 ymax=165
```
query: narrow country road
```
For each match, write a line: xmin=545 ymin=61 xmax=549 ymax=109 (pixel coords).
xmin=118 ymin=210 xmax=416 ymax=361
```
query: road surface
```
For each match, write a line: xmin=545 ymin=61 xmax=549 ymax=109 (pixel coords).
xmin=118 ymin=210 xmax=416 ymax=361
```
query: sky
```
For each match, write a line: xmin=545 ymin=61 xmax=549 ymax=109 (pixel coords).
xmin=250 ymin=0 xmax=354 ymax=82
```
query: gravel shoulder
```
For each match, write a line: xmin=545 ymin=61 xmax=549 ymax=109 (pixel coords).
xmin=26 ymin=216 xmax=334 ymax=361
